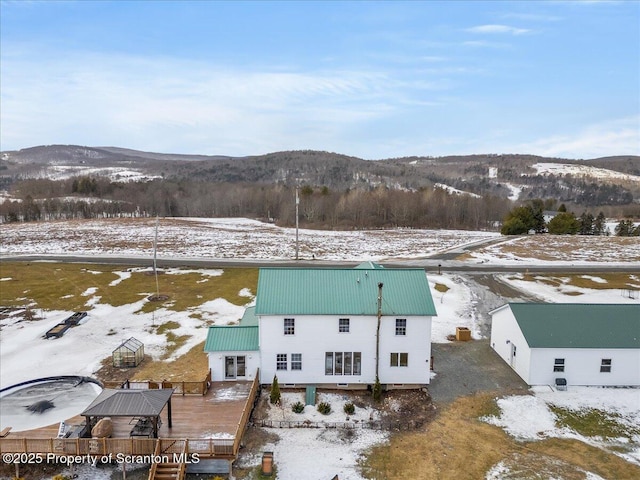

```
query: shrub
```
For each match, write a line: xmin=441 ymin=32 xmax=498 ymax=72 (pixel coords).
xmin=292 ymin=401 xmax=305 ymax=413
xmin=373 ymin=376 xmax=382 ymax=402
xmin=270 ymin=375 xmax=280 ymax=405
xmin=317 ymin=401 xmax=332 ymax=415
xmin=343 ymin=402 xmax=355 ymax=415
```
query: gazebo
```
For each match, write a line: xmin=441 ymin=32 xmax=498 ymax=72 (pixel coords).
xmin=81 ymin=388 xmax=173 ymax=438
xmin=112 ymin=337 xmax=144 ymax=368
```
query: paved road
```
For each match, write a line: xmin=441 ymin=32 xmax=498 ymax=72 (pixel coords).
xmin=428 ymin=340 xmax=529 ymax=404
xmin=1 ymin=254 xmax=638 ymax=274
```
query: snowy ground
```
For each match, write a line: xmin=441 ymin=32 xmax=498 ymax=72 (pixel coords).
xmin=0 ymin=217 xmax=499 ymax=261
xmin=483 ymin=386 xmax=640 ymax=478
xmin=2 ymin=216 xmax=638 ymax=265
xmin=235 ymin=392 xmax=388 ymax=480
xmin=1 ymin=217 xmax=638 ymax=480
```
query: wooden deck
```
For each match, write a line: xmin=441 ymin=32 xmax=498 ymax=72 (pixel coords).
xmin=0 ymin=378 xmax=259 ymax=460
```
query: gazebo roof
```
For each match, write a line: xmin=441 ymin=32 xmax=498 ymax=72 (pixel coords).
xmin=81 ymin=388 xmax=173 ymax=417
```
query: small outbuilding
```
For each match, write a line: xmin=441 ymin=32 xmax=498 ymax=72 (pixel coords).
xmin=490 ymin=303 xmax=640 ymax=387
xmin=112 ymin=337 xmax=144 ymax=368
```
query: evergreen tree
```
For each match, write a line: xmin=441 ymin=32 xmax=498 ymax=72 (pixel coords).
xmin=593 ymin=212 xmax=606 ymax=236
xmin=270 ymin=375 xmax=281 ymax=405
xmin=615 ymin=220 xmax=636 ymax=236
xmin=372 ymin=376 xmax=382 ymax=402
xmin=579 ymin=212 xmax=594 ymax=235
xmin=548 ymin=212 xmax=580 ymax=234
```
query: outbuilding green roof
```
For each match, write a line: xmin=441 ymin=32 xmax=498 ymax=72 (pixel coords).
xmin=255 ymin=267 xmax=436 ymax=316
xmin=509 ymin=303 xmax=640 ymax=349
xmin=204 ymin=325 xmax=259 ymax=352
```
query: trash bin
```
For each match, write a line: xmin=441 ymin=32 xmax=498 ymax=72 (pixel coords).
xmin=261 ymin=451 xmax=274 ymax=476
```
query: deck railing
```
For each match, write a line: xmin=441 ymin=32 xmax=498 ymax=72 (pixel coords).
xmin=0 ymin=436 xmax=237 ymax=458
xmin=102 ymin=370 xmax=212 ymax=396
xmin=232 ymin=368 xmax=260 ymax=455
xmin=0 ymin=370 xmax=258 ymax=460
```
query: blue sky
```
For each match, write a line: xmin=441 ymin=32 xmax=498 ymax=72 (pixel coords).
xmin=1 ymin=0 xmax=638 ymax=159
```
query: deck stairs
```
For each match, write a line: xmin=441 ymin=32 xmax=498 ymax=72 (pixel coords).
xmin=147 ymin=441 xmax=186 ymax=480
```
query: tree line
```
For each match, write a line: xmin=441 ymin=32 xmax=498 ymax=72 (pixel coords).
xmin=2 ymin=176 xmax=637 ymax=235
xmin=501 ymin=200 xmax=639 ymax=236
xmin=0 ymin=176 xmax=512 ymax=230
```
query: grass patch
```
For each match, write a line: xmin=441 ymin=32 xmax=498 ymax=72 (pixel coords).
xmin=0 ymin=262 xmax=258 ymax=314
xmin=132 ymin=341 xmax=209 ymax=381
xmin=549 ymin=406 xmax=638 ymax=439
xmin=361 ymin=393 xmax=640 ymax=480
xmin=155 ymin=320 xmax=180 ymax=334
xmin=0 ymin=263 xmax=121 ymax=312
xmin=526 ymin=438 xmax=640 ymax=480
xmin=162 ymin=332 xmax=191 ymax=359
xmin=433 ymin=283 xmax=450 ymax=293
xmin=511 ymin=273 xmax=639 ymax=291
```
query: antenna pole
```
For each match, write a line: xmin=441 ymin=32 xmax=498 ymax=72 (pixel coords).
xmin=295 ymin=187 xmax=300 ymax=260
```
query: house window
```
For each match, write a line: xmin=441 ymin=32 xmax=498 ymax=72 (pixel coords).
xmin=395 ymin=319 xmax=407 ymax=336
xmin=291 ymin=353 xmax=302 ymax=370
xmin=284 ymin=318 xmax=295 ymax=335
xmin=553 ymin=358 xmax=565 ymax=372
xmin=353 ymin=352 xmax=361 ymax=375
xmin=339 ymin=318 xmax=350 ymax=333
xmin=600 ymin=358 xmax=611 ymax=373
xmin=276 ymin=354 xmax=287 ymax=370
xmin=390 ymin=352 xmax=409 ymax=367
xmin=335 ymin=352 xmax=343 ymax=375
xmin=325 ymin=352 xmax=333 ymax=375
xmin=325 ymin=352 xmax=361 ymax=375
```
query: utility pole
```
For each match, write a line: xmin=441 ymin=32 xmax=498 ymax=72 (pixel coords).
xmin=295 ymin=187 xmax=300 ymax=260
xmin=153 ymin=216 xmax=160 ymax=298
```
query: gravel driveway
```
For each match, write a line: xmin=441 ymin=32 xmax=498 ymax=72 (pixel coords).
xmin=428 ymin=339 xmax=529 ymax=404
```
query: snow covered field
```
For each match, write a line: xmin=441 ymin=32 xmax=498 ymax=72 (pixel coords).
xmin=1 ymin=217 xmax=638 ymax=480
xmin=2 ymin=217 xmax=638 ymax=265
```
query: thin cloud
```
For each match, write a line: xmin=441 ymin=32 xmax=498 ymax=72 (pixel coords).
xmin=501 ymin=13 xmax=562 ymax=22
xmin=467 ymin=24 xmax=532 ymax=35
xmin=513 ymin=116 xmax=640 ymax=159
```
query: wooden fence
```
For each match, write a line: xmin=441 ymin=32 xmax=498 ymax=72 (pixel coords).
xmin=0 ymin=436 xmax=237 ymax=458
xmin=253 ymin=419 xmax=383 ymax=430
xmin=232 ymin=369 xmax=260 ymax=455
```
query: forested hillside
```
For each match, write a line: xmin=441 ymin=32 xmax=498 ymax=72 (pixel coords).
xmin=1 ymin=146 xmax=638 ymax=229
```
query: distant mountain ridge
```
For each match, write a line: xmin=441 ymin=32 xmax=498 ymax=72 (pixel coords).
xmin=1 ymin=145 xmax=639 ymax=205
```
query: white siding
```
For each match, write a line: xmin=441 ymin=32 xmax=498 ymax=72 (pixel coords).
xmin=379 ymin=317 xmax=431 ymax=385
xmin=259 ymin=314 xmax=432 ymax=386
xmin=491 ymin=305 xmax=640 ymax=386
xmin=490 ymin=306 xmax=533 ymax=383
xmin=529 ymin=348 xmax=640 ymax=386
xmin=208 ymin=351 xmax=261 ymax=382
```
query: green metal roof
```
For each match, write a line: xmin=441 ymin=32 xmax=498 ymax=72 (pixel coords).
xmin=355 ymin=261 xmax=385 ymax=269
xmin=509 ymin=303 xmax=640 ymax=349
xmin=239 ymin=306 xmax=258 ymax=326
xmin=204 ymin=325 xmax=259 ymax=352
xmin=255 ymin=267 xmax=436 ymax=316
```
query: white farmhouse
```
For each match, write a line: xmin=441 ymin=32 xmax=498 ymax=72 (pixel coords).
xmin=490 ymin=303 xmax=640 ymax=387
xmin=205 ymin=263 xmax=437 ymax=389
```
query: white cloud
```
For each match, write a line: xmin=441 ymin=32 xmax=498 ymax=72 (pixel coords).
xmin=512 ymin=116 xmax=640 ymax=159
xmin=466 ymin=24 xmax=532 ymax=35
